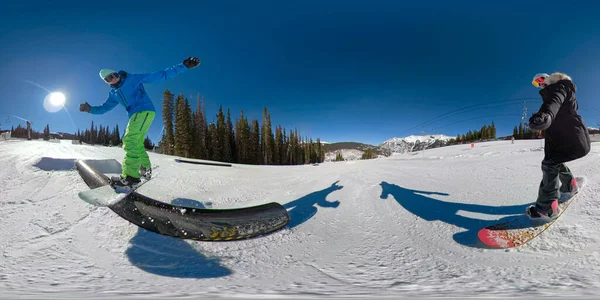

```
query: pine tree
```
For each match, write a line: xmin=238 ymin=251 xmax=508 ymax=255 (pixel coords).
xmin=144 ymin=136 xmax=154 ymax=150
xmin=226 ymin=108 xmax=235 ymax=163
xmin=161 ymin=89 xmax=175 ymax=155
xmin=250 ymin=120 xmax=261 ymax=164
xmin=362 ymin=148 xmax=377 ymax=160
xmin=519 ymin=123 xmax=524 ymax=139
xmin=215 ymin=105 xmax=228 ymax=162
xmin=235 ymin=111 xmax=251 ymax=164
xmin=209 ymin=122 xmax=219 ymax=161
xmin=310 ymin=138 xmax=319 ymax=163
xmin=112 ymin=124 xmax=121 ymax=146
xmin=491 ymin=121 xmax=497 ymax=139
xmin=43 ymin=124 xmax=50 ymax=140
xmin=282 ymin=128 xmax=289 ymax=164
xmin=190 ymin=103 xmax=199 ymax=158
xmin=287 ymin=129 xmax=296 ymax=165
xmin=261 ymin=107 xmax=275 ymax=165
xmin=275 ymin=125 xmax=283 ymax=165
xmin=104 ymin=126 xmax=110 ymax=145
xmin=90 ymin=121 xmax=95 ymax=145
xmin=206 ymin=121 xmax=213 ymax=160
xmin=480 ymin=125 xmax=488 ymax=140
xmin=173 ymin=94 xmax=191 ymax=157
xmin=195 ymin=95 xmax=208 ymax=159
xmin=98 ymin=125 xmax=104 ymax=145
xmin=316 ymin=138 xmax=324 ymax=163
xmin=234 ymin=113 xmax=243 ymax=164
xmin=174 ymin=95 xmax=193 ymax=157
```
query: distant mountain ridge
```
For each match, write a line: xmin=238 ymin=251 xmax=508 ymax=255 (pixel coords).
xmin=321 ymin=134 xmax=454 ymax=160
xmin=379 ymin=134 xmax=454 ymax=154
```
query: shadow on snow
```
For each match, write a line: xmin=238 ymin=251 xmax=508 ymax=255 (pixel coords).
xmin=125 ymin=198 xmax=231 ymax=278
xmin=379 ymin=181 xmax=528 ymax=248
xmin=283 ymin=181 xmax=344 ymax=229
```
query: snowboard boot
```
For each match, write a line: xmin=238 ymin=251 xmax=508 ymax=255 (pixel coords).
xmin=560 ymin=178 xmax=579 ymax=196
xmin=526 ymin=200 xmax=559 ymax=222
xmin=110 ymin=175 xmax=141 ymax=192
xmin=140 ymin=165 xmax=152 ymax=180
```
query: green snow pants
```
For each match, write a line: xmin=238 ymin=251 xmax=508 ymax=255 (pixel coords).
xmin=121 ymin=110 xmax=155 ymax=179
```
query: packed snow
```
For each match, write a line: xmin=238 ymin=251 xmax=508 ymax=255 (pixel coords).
xmin=1 ymin=138 xmax=600 ymax=299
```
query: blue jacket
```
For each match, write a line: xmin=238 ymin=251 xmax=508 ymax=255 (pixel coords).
xmin=89 ymin=63 xmax=188 ymax=118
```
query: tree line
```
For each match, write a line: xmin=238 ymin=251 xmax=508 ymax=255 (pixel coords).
xmin=8 ymin=124 xmax=47 ymax=140
xmin=74 ymin=121 xmax=156 ymax=150
xmin=75 ymin=122 xmax=123 ymax=146
xmin=157 ymin=89 xmax=325 ymax=165
xmin=446 ymin=122 xmax=497 ymax=145
xmin=512 ymin=123 xmax=543 ymax=140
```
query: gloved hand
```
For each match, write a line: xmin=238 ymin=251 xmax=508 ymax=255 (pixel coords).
xmin=183 ymin=57 xmax=201 ymax=69
xmin=79 ymin=102 xmax=91 ymax=113
xmin=530 ymin=112 xmax=546 ymax=126
xmin=528 ymin=112 xmax=550 ymax=130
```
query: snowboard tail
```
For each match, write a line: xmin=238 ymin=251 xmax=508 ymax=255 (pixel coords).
xmin=478 ymin=177 xmax=587 ymax=248
xmin=78 ymin=173 xmax=155 ymax=207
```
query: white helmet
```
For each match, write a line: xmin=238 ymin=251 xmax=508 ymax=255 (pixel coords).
xmin=532 ymin=73 xmax=549 ymax=88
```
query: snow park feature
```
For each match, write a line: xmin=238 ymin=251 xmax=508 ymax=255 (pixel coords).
xmin=75 ymin=158 xmax=290 ymax=241
xmin=1 ymin=137 xmax=600 ymax=299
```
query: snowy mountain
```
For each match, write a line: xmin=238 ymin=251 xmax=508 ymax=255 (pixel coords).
xmin=1 ymin=138 xmax=600 ymax=298
xmin=323 ymin=142 xmax=382 ymax=161
xmin=379 ymin=134 xmax=454 ymax=154
xmin=324 ymin=148 xmax=365 ymax=161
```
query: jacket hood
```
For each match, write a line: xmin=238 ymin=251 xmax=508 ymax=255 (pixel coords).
xmin=545 ymin=72 xmax=572 ymax=85
xmin=544 ymin=72 xmax=576 ymax=92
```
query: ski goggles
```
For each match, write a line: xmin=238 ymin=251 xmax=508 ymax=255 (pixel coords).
xmin=532 ymin=77 xmax=546 ymax=88
xmin=103 ymin=72 xmax=119 ymax=83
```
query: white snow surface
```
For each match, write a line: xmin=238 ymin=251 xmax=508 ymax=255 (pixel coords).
xmin=2 ymin=138 xmax=600 ymax=299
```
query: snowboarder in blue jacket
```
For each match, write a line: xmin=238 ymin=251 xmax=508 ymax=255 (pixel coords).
xmin=79 ymin=57 xmax=201 ymax=188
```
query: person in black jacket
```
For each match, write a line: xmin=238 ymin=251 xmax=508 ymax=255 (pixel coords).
xmin=526 ymin=72 xmax=591 ymax=221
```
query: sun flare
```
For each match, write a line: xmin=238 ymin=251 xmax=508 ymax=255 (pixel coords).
xmin=43 ymin=91 xmax=66 ymax=113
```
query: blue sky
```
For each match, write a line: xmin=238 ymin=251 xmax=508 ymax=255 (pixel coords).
xmin=1 ymin=1 xmax=599 ymax=145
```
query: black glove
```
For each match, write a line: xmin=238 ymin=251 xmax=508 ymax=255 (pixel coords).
xmin=528 ymin=112 xmax=550 ymax=130
xmin=79 ymin=102 xmax=91 ymax=113
xmin=183 ymin=57 xmax=201 ymax=69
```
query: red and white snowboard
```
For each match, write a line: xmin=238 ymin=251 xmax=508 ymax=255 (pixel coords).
xmin=478 ymin=177 xmax=587 ymax=249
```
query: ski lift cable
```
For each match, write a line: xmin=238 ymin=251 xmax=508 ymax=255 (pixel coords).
xmin=400 ymin=97 xmax=539 ymax=135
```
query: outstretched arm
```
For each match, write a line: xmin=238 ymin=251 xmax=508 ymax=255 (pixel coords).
xmin=89 ymin=95 xmax=119 ymax=115
xmin=136 ymin=57 xmax=200 ymax=84
xmin=137 ymin=63 xmax=189 ymax=84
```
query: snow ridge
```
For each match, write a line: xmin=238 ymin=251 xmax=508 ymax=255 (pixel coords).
xmin=379 ymin=134 xmax=453 ymax=153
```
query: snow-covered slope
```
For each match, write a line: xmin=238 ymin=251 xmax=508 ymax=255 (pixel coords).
xmin=380 ymin=134 xmax=454 ymax=153
xmin=1 ymin=138 xmax=600 ymax=299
